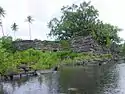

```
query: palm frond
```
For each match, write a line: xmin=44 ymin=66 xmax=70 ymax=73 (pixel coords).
xmin=26 ymin=16 xmax=34 ymax=23
xmin=0 ymin=6 xmax=5 ymax=17
xmin=11 ymin=22 xmax=18 ymax=31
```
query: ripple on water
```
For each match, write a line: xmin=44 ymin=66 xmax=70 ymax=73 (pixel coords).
xmin=0 ymin=63 xmax=125 ymax=94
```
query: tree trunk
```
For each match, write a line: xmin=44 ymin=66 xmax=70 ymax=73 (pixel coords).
xmin=29 ymin=23 xmax=31 ymax=40
xmin=14 ymin=31 xmax=16 ymax=40
xmin=0 ymin=19 xmax=4 ymax=36
xmin=1 ymin=25 xmax=4 ymax=36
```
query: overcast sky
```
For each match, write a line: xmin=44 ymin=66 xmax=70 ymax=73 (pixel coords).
xmin=0 ymin=0 xmax=125 ymax=40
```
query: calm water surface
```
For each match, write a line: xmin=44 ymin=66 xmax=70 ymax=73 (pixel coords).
xmin=0 ymin=62 xmax=125 ymax=94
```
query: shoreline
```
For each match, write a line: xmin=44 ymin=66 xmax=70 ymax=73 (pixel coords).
xmin=0 ymin=57 xmax=119 ymax=81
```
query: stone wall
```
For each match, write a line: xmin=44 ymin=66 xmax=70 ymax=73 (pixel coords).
xmin=12 ymin=40 xmax=61 ymax=51
xmin=13 ymin=36 xmax=110 ymax=54
xmin=70 ymin=36 xmax=110 ymax=54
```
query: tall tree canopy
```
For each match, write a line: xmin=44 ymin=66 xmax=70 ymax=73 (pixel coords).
xmin=0 ymin=6 xmax=5 ymax=36
xmin=48 ymin=1 xmax=122 ymax=46
xmin=11 ymin=22 xmax=18 ymax=39
xmin=25 ymin=16 xmax=34 ymax=40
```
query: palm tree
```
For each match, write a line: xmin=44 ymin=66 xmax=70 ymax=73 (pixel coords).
xmin=11 ymin=22 xmax=18 ymax=40
xmin=25 ymin=16 xmax=34 ymax=40
xmin=0 ymin=6 xmax=5 ymax=36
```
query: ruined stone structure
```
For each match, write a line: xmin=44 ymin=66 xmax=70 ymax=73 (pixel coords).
xmin=12 ymin=40 xmax=61 ymax=51
xmin=13 ymin=36 xmax=110 ymax=53
xmin=71 ymin=36 xmax=110 ymax=54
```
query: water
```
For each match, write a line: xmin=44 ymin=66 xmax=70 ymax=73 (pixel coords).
xmin=0 ymin=62 xmax=125 ymax=94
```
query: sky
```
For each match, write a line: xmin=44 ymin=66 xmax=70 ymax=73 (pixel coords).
xmin=0 ymin=0 xmax=125 ymax=40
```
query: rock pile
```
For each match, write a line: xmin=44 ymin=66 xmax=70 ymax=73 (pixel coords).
xmin=70 ymin=36 xmax=110 ymax=54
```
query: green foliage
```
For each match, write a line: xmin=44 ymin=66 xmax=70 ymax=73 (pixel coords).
xmin=26 ymin=16 xmax=34 ymax=23
xmin=0 ymin=44 xmax=17 ymax=75
xmin=11 ymin=22 xmax=18 ymax=31
xmin=11 ymin=22 xmax=18 ymax=39
xmin=48 ymin=1 xmax=98 ymax=40
xmin=110 ymin=42 xmax=122 ymax=55
xmin=0 ymin=36 xmax=15 ymax=52
xmin=0 ymin=42 xmax=112 ymax=75
xmin=0 ymin=6 xmax=6 ymax=36
xmin=121 ymin=42 xmax=125 ymax=56
xmin=0 ymin=6 xmax=5 ymax=17
xmin=60 ymin=40 xmax=70 ymax=50
xmin=0 ymin=4 xmax=118 ymax=76
xmin=48 ymin=1 xmax=122 ymax=47
xmin=93 ymin=23 xmax=122 ymax=47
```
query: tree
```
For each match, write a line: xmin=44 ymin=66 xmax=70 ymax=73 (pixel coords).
xmin=0 ymin=6 xmax=5 ymax=36
xmin=92 ymin=22 xmax=122 ymax=46
xmin=48 ymin=2 xmax=99 ymax=40
xmin=11 ymin=22 xmax=18 ymax=40
xmin=121 ymin=42 xmax=125 ymax=56
xmin=25 ymin=16 xmax=34 ymax=40
xmin=48 ymin=1 xmax=121 ymax=46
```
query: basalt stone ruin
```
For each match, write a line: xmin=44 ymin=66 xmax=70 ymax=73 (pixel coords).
xmin=12 ymin=36 xmax=110 ymax=54
xmin=12 ymin=39 xmax=61 ymax=51
xmin=70 ymin=36 xmax=110 ymax=54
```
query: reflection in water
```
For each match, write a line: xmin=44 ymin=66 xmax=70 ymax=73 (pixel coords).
xmin=97 ymin=63 xmax=125 ymax=94
xmin=0 ymin=63 xmax=125 ymax=94
xmin=0 ymin=72 xmax=60 ymax=94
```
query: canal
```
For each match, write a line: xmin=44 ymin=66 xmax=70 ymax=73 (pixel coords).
xmin=0 ymin=62 xmax=125 ymax=94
